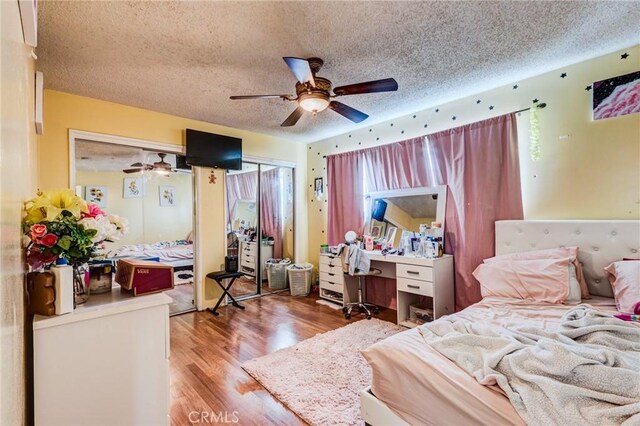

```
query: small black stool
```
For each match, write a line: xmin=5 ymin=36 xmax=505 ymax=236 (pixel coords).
xmin=206 ymin=271 xmax=247 ymax=316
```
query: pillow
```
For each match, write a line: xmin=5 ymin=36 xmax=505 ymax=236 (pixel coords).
xmin=604 ymin=261 xmax=640 ymax=313
xmin=473 ymin=257 xmax=576 ymax=303
xmin=484 ymin=247 xmax=589 ymax=299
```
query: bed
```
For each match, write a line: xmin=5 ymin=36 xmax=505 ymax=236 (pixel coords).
xmin=360 ymin=220 xmax=640 ymax=425
xmin=109 ymin=239 xmax=193 ymax=268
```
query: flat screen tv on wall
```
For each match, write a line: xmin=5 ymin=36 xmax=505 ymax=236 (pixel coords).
xmin=185 ymin=129 xmax=242 ymax=170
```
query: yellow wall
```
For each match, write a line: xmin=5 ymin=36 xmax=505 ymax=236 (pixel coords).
xmin=39 ymin=90 xmax=308 ymax=308
xmin=307 ymin=46 xmax=640 ymax=268
xmin=0 ymin=1 xmax=37 ymax=423
xmin=76 ymin=171 xmax=193 ymax=250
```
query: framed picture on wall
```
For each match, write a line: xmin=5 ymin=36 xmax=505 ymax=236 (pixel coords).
xmin=123 ymin=177 xmax=144 ymax=198
xmin=159 ymin=186 xmax=176 ymax=207
xmin=314 ymin=177 xmax=324 ymax=199
xmin=593 ymin=70 xmax=640 ymax=120
xmin=85 ymin=185 xmax=108 ymax=207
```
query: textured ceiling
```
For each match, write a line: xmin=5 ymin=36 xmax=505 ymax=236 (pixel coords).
xmin=38 ymin=1 xmax=640 ymax=143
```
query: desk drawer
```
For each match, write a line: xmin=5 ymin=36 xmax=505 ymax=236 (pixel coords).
xmin=319 ymin=271 xmax=344 ymax=285
xmin=319 ymin=263 xmax=343 ymax=276
xmin=241 ymin=257 xmax=256 ymax=270
xmin=397 ymin=264 xmax=433 ymax=282
xmin=319 ymin=255 xmax=341 ymax=267
xmin=397 ymin=277 xmax=433 ymax=297
xmin=319 ymin=279 xmax=343 ymax=294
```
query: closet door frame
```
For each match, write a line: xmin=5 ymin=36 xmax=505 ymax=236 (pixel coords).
xmin=229 ymin=156 xmax=296 ymax=300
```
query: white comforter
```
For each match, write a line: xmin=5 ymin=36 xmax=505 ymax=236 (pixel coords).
xmin=111 ymin=240 xmax=193 ymax=262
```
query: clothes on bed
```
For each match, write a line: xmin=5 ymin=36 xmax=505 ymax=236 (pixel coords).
xmin=110 ymin=239 xmax=193 ymax=263
xmin=362 ymin=297 xmax=624 ymax=426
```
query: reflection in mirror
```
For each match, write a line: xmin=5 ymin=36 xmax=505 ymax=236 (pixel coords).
xmin=73 ymin=139 xmax=195 ymax=315
xmin=225 ymin=163 xmax=295 ymax=299
xmin=365 ymin=186 xmax=446 ymax=250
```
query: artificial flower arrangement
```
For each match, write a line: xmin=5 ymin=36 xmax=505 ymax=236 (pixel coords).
xmin=23 ymin=189 xmax=129 ymax=270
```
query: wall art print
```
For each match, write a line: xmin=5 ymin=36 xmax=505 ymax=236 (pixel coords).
xmin=593 ymin=70 xmax=640 ymax=120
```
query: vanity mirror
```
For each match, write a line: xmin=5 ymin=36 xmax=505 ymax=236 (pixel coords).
xmin=364 ymin=186 xmax=447 ymax=248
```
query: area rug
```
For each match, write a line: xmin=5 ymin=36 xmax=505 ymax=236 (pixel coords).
xmin=241 ymin=318 xmax=403 ymax=425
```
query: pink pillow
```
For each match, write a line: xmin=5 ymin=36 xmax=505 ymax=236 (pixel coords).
xmin=604 ymin=261 xmax=640 ymax=313
xmin=473 ymin=258 xmax=573 ymax=303
xmin=484 ymin=247 xmax=589 ymax=299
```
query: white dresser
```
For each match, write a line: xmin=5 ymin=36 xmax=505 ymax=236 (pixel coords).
xmin=33 ymin=289 xmax=171 ymax=426
xmin=319 ymin=251 xmax=454 ymax=326
xmin=239 ymin=240 xmax=273 ymax=278
xmin=318 ymin=254 xmax=346 ymax=304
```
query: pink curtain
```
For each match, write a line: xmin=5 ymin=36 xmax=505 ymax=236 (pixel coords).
xmin=361 ymin=138 xmax=432 ymax=192
xmin=261 ymin=168 xmax=282 ymax=258
xmin=327 ymin=114 xmax=522 ymax=311
xmin=327 ymin=151 xmax=366 ymax=245
xmin=226 ymin=171 xmax=258 ymax=226
xmin=426 ymin=113 xmax=523 ymax=309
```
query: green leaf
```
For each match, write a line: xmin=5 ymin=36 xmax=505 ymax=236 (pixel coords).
xmin=57 ymin=236 xmax=72 ymax=250
xmin=84 ymin=229 xmax=98 ymax=238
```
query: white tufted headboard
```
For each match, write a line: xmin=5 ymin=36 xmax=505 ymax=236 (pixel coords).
xmin=495 ymin=220 xmax=640 ymax=297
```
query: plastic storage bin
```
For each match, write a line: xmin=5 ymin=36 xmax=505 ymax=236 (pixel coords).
xmin=266 ymin=259 xmax=291 ymax=290
xmin=287 ymin=263 xmax=314 ymax=296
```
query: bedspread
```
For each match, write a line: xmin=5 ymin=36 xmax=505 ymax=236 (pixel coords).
xmin=423 ymin=305 xmax=640 ymax=425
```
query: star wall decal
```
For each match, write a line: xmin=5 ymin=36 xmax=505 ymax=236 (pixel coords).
xmin=560 ymin=73 xmax=567 ymax=78
xmin=621 ymin=53 xmax=629 ymax=59
xmin=476 ymin=99 xmax=481 ymax=104
xmin=513 ymin=85 xmax=519 ymax=89
xmin=452 ymin=116 xmax=457 ymax=120
xmin=489 ymin=105 xmax=494 ymax=110
xmin=533 ymin=98 xmax=539 ymax=103
xmin=585 ymin=85 xmax=592 ymax=91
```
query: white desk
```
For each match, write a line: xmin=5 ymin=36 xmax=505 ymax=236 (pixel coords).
xmin=319 ymin=251 xmax=454 ymax=327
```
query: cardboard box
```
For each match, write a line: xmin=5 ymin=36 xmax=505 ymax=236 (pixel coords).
xmin=115 ymin=259 xmax=174 ymax=296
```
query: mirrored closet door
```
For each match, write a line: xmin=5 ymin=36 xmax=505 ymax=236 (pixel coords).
xmin=73 ymin=139 xmax=196 ymax=315
xmin=225 ymin=162 xmax=295 ymax=299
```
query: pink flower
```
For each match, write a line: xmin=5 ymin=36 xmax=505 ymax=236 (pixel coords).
xmin=26 ymin=248 xmax=57 ymax=270
xmin=83 ymin=203 xmax=106 ymax=218
xmin=30 ymin=224 xmax=47 ymax=239
xmin=40 ymin=233 xmax=58 ymax=247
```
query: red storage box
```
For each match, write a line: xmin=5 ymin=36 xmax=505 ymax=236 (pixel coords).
xmin=115 ymin=259 xmax=174 ymax=296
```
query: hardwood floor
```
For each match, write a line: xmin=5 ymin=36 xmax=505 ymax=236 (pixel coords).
xmin=166 ymin=283 xmax=195 ymax=314
xmin=169 ymin=293 xmax=396 ymax=425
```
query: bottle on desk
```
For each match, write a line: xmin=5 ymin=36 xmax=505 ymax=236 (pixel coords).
xmin=52 ymin=258 xmax=74 ymax=315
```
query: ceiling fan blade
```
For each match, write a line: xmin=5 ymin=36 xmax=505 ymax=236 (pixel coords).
xmin=283 ymin=57 xmax=315 ymax=87
xmin=333 ymin=78 xmax=398 ymax=96
xmin=130 ymin=162 xmax=144 ymax=167
xmin=280 ymin=107 xmax=305 ymax=127
xmin=123 ymin=168 xmax=144 ymax=174
xmin=329 ymin=101 xmax=369 ymax=123
xmin=230 ymin=94 xmax=292 ymax=100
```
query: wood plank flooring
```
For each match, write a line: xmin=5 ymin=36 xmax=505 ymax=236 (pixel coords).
xmin=169 ymin=293 xmax=396 ymax=425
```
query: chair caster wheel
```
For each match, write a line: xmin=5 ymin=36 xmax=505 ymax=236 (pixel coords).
xmin=342 ymin=307 xmax=348 ymax=313
xmin=344 ymin=313 xmax=351 ymax=319
xmin=373 ymin=308 xmax=380 ymax=314
xmin=366 ymin=315 xmax=372 ymax=320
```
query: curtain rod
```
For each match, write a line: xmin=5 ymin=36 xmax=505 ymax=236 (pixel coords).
xmin=321 ymin=102 xmax=548 ymax=159
xmin=514 ymin=102 xmax=547 ymax=114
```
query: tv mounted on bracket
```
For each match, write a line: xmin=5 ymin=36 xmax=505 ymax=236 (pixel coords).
xmin=185 ymin=129 xmax=242 ymax=170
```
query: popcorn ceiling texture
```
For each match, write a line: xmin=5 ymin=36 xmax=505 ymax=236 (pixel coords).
xmin=37 ymin=1 xmax=639 ymax=143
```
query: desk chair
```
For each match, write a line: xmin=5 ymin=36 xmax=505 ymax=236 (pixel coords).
xmin=341 ymin=249 xmax=381 ymax=320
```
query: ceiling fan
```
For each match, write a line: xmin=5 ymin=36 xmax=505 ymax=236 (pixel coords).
xmin=123 ymin=153 xmax=173 ymax=175
xmin=230 ymin=57 xmax=398 ymax=127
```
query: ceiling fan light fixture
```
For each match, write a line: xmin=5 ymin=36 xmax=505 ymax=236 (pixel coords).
xmin=298 ymin=93 xmax=329 ymax=114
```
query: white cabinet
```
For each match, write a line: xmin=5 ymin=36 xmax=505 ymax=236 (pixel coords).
xmin=395 ymin=255 xmax=454 ymax=327
xmin=239 ymin=240 xmax=273 ymax=278
xmin=33 ymin=290 xmax=171 ymax=426
xmin=319 ymin=254 xmax=345 ymax=304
